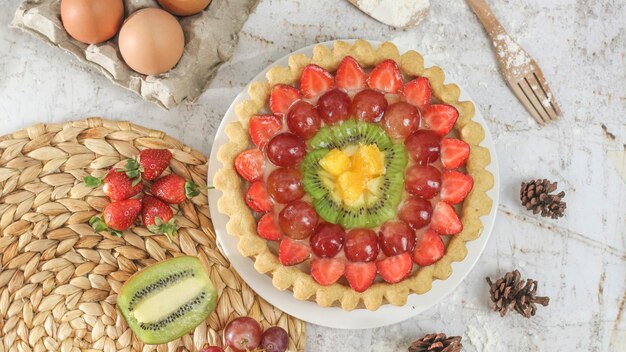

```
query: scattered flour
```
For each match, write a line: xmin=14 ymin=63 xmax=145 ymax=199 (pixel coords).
xmin=493 ymin=33 xmax=531 ymax=79
xmin=356 ymin=0 xmax=429 ymax=29
xmin=466 ymin=319 xmax=506 ymax=351
xmin=541 ymin=92 xmax=553 ymax=108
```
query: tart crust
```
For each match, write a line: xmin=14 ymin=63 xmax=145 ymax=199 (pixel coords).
xmin=214 ymin=40 xmax=494 ymax=311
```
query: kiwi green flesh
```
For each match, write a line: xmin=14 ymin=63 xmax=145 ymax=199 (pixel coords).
xmin=309 ymin=120 xmax=392 ymax=150
xmin=384 ymin=143 xmax=409 ymax=173
xmin=301 ymin=149 xmax=331 ymax=199
xmin=117 ymin=256 xmax=217 ymax=345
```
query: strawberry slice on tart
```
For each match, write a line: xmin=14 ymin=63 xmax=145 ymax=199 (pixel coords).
xmin=311 ymin=258 xmax=345 ymax=286
xmin=376 ymin=253 xmax=413 ymax=284
xmin=430 ymin=202 xmax=463 ymax=235
xmin=413 ymin=229 xmax=445 ymax=266
xmin=279 ymin=237 xmax=310 ymax=266
xmin=422 ymin=104 xmax=459 ymax=136
xmin=235 ymin=149 xmax=265 ymax=182
xmin=270 ymin=84 xmax=301 ymax=116
xmin=367 ymin=59 xmax=403 ymax=93
xmin=345 ymin=262 xmax=377 ymax=293
xmin=401 ymin=77 xmax=432 ymax=112
xmin=335 ymin=56 xmax=367 ymax=90
xmin=441 ymin=170 xmax=474 ymax=204
xmin=441 ymin=138 xmax=470 ymax=169
xmin=257 ymin=213 xmax=283 ymax=241
xmin=249 ymin=115 xmax=283 ymax=149
xmin=245 ymin=181 xmax=273 ymax=213
xmin=300 ymin=64 xmax=334 ymax=98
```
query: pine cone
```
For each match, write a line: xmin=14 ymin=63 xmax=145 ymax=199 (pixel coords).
xmin=520 ymin=179 xmax=566 ymax=219
xmin=486 ymin=270 xmax=549 ymax=318
xmin=408 ymin=333 xmax=462 ymax=352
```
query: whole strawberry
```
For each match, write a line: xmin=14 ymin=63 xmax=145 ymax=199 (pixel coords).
xmin=84 ymin=170 xmax=142 ymax=201
xmin=142 ymin=195 xmax=177 ymax=242
xmin=123 ymin=149 xmax=173 ymax=181
xmin=150 ymin=174 xmax=200 ymax=204
xmin=90 ymin=198 xmax=142 ymax=236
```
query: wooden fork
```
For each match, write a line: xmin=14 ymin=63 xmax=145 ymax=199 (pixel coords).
xmin=466 ymin=0 xmax=561 ymax=125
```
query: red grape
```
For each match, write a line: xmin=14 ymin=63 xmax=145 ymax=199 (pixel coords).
xmin=378 ymin=221 xmax=416 ymax=256
xmin=260 ymin=326 xmax=289 ymax=352
xmin=267 ymin=168 xmax=305 ymax=204
xmin=200 ymin=346 xmax=224 ymax=352
xmin=224 ymin=317 xmax=262 ymax=352
xmin=279 ymin=200 xmax=319 ymax=239
xmin=398 ymin=197 xmax=433 ymax=229
xmin=405 ymin=165 xmax=441 ymax=199
xmin=266 ymin=133 xmax=307 ymax=167
xmin=344 ymin=229 xmax=379 ymax=262
xmin=287 ymin=100 xmax=321 ymax=139
xmin=317 ymin=89 xmax=351 ymax=124
xmin=382 ymin=102 xmax=420 ymax=140
xmin=405 ymin=130 xmax=441 ymax=164
xmin=310 ymin=223 xmax=345 ymax=258
xmin=351 ymin=89 xmax=388 ymax=122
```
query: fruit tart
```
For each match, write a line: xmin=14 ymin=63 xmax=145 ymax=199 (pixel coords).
xmin=214 ymin=40 xmax=494 ymax=311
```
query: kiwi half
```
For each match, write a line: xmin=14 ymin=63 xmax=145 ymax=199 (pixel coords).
xmin=117 ymin=256 xmax=217 ymax=345
xmin=302 ymin=120 xmax=407 ymax=229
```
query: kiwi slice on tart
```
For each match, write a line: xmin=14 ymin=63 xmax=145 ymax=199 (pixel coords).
xmin=312 ymin=195 xmax=343 ymax=223
xmin=365 ymin=172 xmax=404 ymax=227
xmin=302 ymin=119 xmax=406 ymax=229
xmin=309 ymin=121 xmax=393 ymax=150
xmin=117 ymin=256 xmax=217 ymax=345
xmin=337 ymin=203 xmax=370 ymax=229
xmin=354 ymin=121 xmax=393 ymax=150
xmin=384 ymin=143 xmax=409 ymax=173
xmin=309 ymin=126 xmax=336 ymax=149
xmin=301 ymin=149 xmax=331 ymax=199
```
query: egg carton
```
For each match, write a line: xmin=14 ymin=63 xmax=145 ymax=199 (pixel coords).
xmin=11 ymin=0 xmax=259 ymax=109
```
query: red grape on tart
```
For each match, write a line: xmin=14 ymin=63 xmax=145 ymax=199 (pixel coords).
xmin=215 ymin=40 xmax=494 ymax=311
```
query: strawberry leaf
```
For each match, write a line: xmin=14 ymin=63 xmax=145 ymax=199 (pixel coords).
xmin=123 ymin=158 xmax=143 ymax=181
xmin=185 ymin=181 xmax=200 ymax=199
xmin=148 ymin=216 xmax=178 ymax=243
xmin=84 ymin=176 xmax=103 ymax=188
xmin=90 ymin=215 xmax=123 ymax=237
xmin=89 ymin=216 xmax=108 ymax=233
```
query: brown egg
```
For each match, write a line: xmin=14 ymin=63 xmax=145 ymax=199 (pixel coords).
xmin=60 ymin=0 xmax=124 ymax=44
xmin=157 ymin=0 xmax=212 ymax=16
xmin=118 ymin=8 xmax=185 ymax=76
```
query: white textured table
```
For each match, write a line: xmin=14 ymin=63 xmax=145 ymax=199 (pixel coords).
xmin=1 ymin=0 xmax=625 ymax=351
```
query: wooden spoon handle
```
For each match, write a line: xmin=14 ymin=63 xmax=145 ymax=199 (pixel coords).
xmin=465 ymin=0 xmax=506 ymax=39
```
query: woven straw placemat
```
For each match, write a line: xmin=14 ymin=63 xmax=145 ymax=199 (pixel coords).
xmin=0 ymin=118 xmax=305 ymax=352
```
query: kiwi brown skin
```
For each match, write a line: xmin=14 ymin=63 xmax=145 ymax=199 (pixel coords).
xmin=117 ymin=256 xmax=217 ymax=345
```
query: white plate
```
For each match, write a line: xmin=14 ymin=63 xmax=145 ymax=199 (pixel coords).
xmin=208 ymin=40 xmax=500 ymax=329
